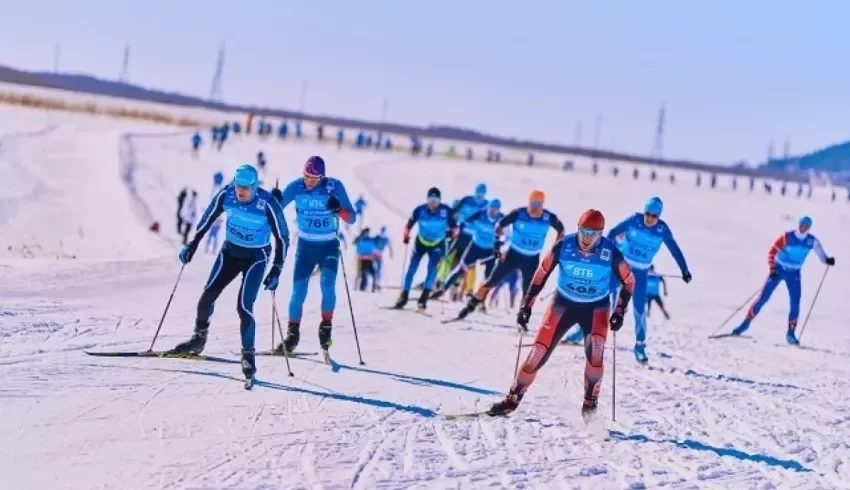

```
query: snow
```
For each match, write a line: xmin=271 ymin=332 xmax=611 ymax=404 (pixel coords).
xmin=1 ymin=96 xmax=850 ymax=489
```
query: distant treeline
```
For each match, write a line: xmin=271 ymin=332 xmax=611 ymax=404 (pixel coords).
xmin=0 ymin=63 xmax=808 ymax=183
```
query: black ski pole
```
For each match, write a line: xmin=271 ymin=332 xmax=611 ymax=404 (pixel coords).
xmin=708 ymin=284 xmax=763 ymax=338
xmin=148 ymin=264 xmax=185 ymax=352
xmin=399 ymin=242 xmax=409 ymax=289
xmin=798 ymin=267 xmax=830 ymax=342
xmin=612 ymin=331 xmax=617 ymax=422
xmin=514 ymin=326 xmax=524 ymax=377
xmin=338 ymin=250 xmax=365 ymax=365
xmin=271 ymin=291 xmax=294 ymax=377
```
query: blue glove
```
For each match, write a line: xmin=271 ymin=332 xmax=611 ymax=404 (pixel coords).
xmin=264 ymin=263 xmax=282 ymax=290
xmin=178 ymin=241 xmax=199 ymax=264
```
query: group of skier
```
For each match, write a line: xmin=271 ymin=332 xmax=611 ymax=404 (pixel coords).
xmin=167 ymin=156 xmax=836 ymax=415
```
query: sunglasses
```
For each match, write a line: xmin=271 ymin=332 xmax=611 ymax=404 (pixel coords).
xmin=427 ymin=197 xmax=440 ymax=204
xmin=644 ymin=212 xmax=659 ymax=219
xmin=529 ymin=200 xmax=544 ymax=209
xmin=579 ymin=227 xmax=601 ymax=237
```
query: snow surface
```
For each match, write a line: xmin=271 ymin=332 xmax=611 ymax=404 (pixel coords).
xmin=1 ymin=100 xmax=850 ymax=489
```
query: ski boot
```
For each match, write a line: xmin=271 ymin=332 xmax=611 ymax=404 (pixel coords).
xmin=581 ymin=398 xmax=598 ymax=422
xmin=171 ymin=322 xmax=209 ymax=355
xmin=417 ymin=289 xmax=431 ymax=312
xmin=318 ymin=319 xmax=333 ymax=351
xmin=241 ymin=347 xmax=256 ymax=389
xmin=393 ymin=291 xmax=409 ymax=309
xmin=633 ymin=342 xmax=649 ymax=364
xmin=487 ymin=391 xmax=523 ymax=416
xmin=478 ymin=302 xmax=488 ymax=314
xmin=429 ymin=287 xmax=446 ymax=301
xmin=457 ymin=296 xmax=481 ymax=320
xmin=731 ymin=319 xmax=751 ymax=336
xmin=274 ymin=321 xmax=300 ymax=355
xmin=786 ymin=326 xmax=800 ymax=345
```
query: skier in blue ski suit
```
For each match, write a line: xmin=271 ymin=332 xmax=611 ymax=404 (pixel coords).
xmin=436 ymin=183 xmax=489 ymax=285
xmin=274 ymin=156 xmax=355 ymax=355
xmin=393 ymin=187 xmax=457 ymax=311
xmin=731 ymin=215 xmax=834 ymax=344
xmin=607 ymin=197 xmax=691 ymax=363
xmin=372 ymin=226 xmax=393 ymax=289
xmin=172 ymin=163 xmax=289 ymax=381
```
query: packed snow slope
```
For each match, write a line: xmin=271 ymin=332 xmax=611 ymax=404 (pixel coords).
xmin=1 ymin=102 xmax=849 ymax=489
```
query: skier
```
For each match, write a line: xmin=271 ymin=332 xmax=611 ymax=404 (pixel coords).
xmin=274 ymin=156 xmax=356 ymax=356
xmin=373 ymin=226 xmax=394 ymax=290
xmin=176 ymin=187 xmax=188 ymax=234
xmin=191 ymin=132 xmax=202 ymax=156
xmin=172 ymin=164 xmax=289 ymax=385
xmin=354 ymin=195 xmax=367 ymax=220
xmin=436 ymin=184 xmax=489 ymax=286
xmin=179 ymin=190 xmax=198 ymax=245
xmin=490 ymin=269 xmax=520 ymax=310
xmin=211 ymin=171 xmax=225 ymax=197
xmin=453 ymin=189 xmax=565 ymax=322
xmin=731 ymin=216 xmax=834 ymax=344
xmin=607 ymin=196 xmax=691 ymax=363
xmin=487 ymin=209 xmax=635 ymax=417
xmin=257 ymin=152 xmax=267 ymax=176
xmin=353 ymin=228 xmax=377 ymax=292
xmin=646 ymin=265 xmax=670 ymax=319
xmin=205 ymin=217 xmax=223 ymax=254
xmin=430 ymin=198 xmax=503 ymax=300
xmin=393 ymin=187 xmax=457 ymax=311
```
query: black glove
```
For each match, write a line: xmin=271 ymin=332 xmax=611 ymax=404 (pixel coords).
xmin=327 ymin=195 xmax=341 ymax=213
xmin=446 ymin=228 xmax=456 ymax=240
xmin=516 ymin=303 xmax=532 ymax=329
xmin=263 ymin=263 xmax=282 ymax=290
xmin=826 ymin=257 xmax=835 ymax=266
xmin=609 ymin=310 xmax=624 ymax=331
xmin=769 ymin=267 xmax=779 ymax=279
xmin=271 ymin=188 xmax=282 ymax=203
xmin=682 ymin=270 xmax=692 ymax=283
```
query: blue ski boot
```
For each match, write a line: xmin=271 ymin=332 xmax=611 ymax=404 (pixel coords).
xmin=786 ymin=326 xmax=799 ymax=345
xmin=732 ymin=319 xmax=751 ymax=336
xmin=634 ymin=342 xmax=648 ymax=364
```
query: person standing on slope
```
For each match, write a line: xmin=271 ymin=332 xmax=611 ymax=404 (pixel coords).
xmin=645 ymin=265 xmax=670 ymax=320
xmin=454 ymin=189 xmax=565 ymax=322
xmin=393 ymin=187 xmax=457 ymax=312
xmin=372 ymin=226 xmax=394 ymax=291
xmin=273 ymin=156 xmax=356 ymax=357
xmin=487 ymin=210 xmax=635 ymax=418
xmin=179 ymin=190 xmax=198 ymax=245
xmin=172 ymin=164 xmax=289 ymax=384
xmin=607 ymin=196 xmax=691 ymax=363
xmin=435 ymin=183 xmax=489 ymax=287
xmin=731 ymin=215 xmax=834 ymax=344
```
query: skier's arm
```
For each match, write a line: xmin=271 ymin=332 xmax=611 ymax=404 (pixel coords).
xmin=812 ymin=237 xmax=829 ymax=264
xmin=548 ymin=212 xmax=566 ymax=239
xmin=331 ymin=180 xmax=357 ymax=224
xmin=193 ymin=188 xmax=227 ymax=240
xmin=661 ymin=276 xmax=668 ymax=295
xmin=495 ymin=208 xmax=519 ymax=237
xmin=662 ymin=226 xmax=689 ymax=274
xmin=447 ymin=206 xmax=459 ymax=235
xmin=767 ymin=233 xmax=787 ymax=269
xmin=460 ymin=210 xmax=481 ymax=234
xmin=522 ymin=238 xmax=564 ymax=307
xmin=450 ymin=196 xmax=470 ymax=219
xmin=404 ymin=205 xmax=422 ymax=239
xmin=612 ymin=248 xmax=635 ymax=311
xmin=606 ymin=217 xmax=631 ymax=241
xmin=265 ymin=198 xmax=290 ymax=265
xmin=279 ymin=180 xmax=298 ymax=209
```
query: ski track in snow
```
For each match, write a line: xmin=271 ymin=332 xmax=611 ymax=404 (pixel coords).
xmin=1 ymin=102 xmax=850 ymax=488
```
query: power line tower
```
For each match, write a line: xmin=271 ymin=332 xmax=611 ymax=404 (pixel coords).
xmin=209 ymin=44 xmax=225 ymax=102
xmin=651 ymin=103 xmax=665 ymax=161
xmin=119 ymin=44 xmax=130 ymax=83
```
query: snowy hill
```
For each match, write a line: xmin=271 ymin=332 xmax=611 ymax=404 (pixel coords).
xmin=0 ymin=95 xmax=849 ymax=489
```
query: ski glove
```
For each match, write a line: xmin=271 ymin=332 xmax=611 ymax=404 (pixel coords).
xmin=326 ymin=195 xmax=341 ymax=213
xmin=271 ymin=188 xmax=283 ymax=203
xmin=178 ymin=240 xmax=199 ymax=264
xmin=769 ymin=267 xmax=779 ymax=279
xmin=402 ymin=228 xmax=411 ymax=245
xmin=682 ymin=270 xmax=692 ymax=283
xmin=516 ymin=304 xmax=532 ymax=329
xmin=609 ymin=311 xmax=624 ymax=331
xmin=826 ymin=257 xmax=836 ymax=266
xmin=264 ymin=263 xmax=283 ymax=291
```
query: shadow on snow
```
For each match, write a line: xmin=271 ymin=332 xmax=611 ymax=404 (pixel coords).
xmin=646 ymin=366 xmax=812 ymax=391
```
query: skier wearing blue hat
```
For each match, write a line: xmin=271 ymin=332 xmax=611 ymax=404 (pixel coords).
xmin=731 ymin=215 xmax=834 ymax=344
xmin=172 ymin=163 xmax=290 ymax=385
xmin=607 ymin=196 xmax=691 ymax=363
xmin=436 ymin=183 xmax=490 ymax=286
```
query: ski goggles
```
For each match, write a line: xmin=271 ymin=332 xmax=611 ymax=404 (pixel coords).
xmin=303 ymin=172 xmax=322 ymax=185
xmin=644 ymin=212 xmax=659 ymax=219
xmin=529 ymin=200 xmax=544 ymax=209
xmin=579 ymin=227 xmax=602 ymax=237
xmin=426 ymin=196 xmax=441 ymax=204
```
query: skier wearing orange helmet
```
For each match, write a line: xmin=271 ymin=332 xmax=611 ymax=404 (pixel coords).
xmin=449 ymin=189 xmax=564 ymax=322
xmin=486 ymin=209 xmax=635 ymax=419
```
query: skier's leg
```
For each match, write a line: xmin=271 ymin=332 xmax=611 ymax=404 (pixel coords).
xmin=734 ymin=274 xmax=782 ymax=335
xmin=318 ymin=241 xmax=341 ymax=349
xmin=785 ymin=271 xmax=802 ymax=343
xmin=581 ymin=305 xmax=610 ymax=410
xmin=236 ymin=251 xmax=268 ymax=378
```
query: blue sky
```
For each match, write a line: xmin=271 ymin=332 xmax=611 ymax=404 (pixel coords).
xmin=1 ymin=1 xmax=847 ymax=164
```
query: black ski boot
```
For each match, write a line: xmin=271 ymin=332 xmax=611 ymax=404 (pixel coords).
xmin=393 ymin=291 xmax=409 ymax=309
xmin=417 ymin=289 xmax=431 ymax=311
xmin=274 ymin=321 xmax=300 ymax=355
xmin=318 ymin=319 xmax=333 ymax=351
xmin=241 ymin=347 xmax=257 ymax=379
xmin=487 ymin=391 xmax=523 ymax=416
xmin=429 ymin=287 xmax=446 ymax=300
xmin=457 ymin=296 xmax=481 ymax=320
xmin=581 ymin=398 xmax=598 ymax=422
xmin=171 ymin=322 xmax=209 ymax=354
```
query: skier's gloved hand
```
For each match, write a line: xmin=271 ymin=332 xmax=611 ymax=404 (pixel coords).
xmin=682 ymin=270 xmax=692 ymax=283
xmin=609 ymin=311 xmax=624 ymax=331
xmin=178 ymin=240 xmax=199 ymax=265
xmin=446 ymin=228 xmax=456 ymax=240
xmin=326 ymin=195 xmax=341 ymax=213
xmin=516 ymin=303 xmax=532 ymax=329
xmin=493 ymin=244 xmax=502 ymax=261
xmin=402 ymin=228 xmax=411 ymax=245
xmin=826 ymin=257 xmax=836 ymax=266
xmin=271 ymin=188 xmax=282 ymax=203
xmin=769 ymin=267 xmax=779 ymax=279
xmin=264 ymin=263 xmax=282 ymax=290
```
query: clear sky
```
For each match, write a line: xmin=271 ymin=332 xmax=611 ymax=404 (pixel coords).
xmin=1 ymin=0 xmax=847 ymax=165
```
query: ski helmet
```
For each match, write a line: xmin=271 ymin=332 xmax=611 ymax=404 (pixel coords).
xmin=489 ymin=198 xmax=502 ymax=210
xmin=578 ymin=209 xmax=605 ymax=231
xmin=799 ymin=215 xmax=813 ymax=229
xmin=427 ymin=187 xmax=441 ymax=200
xmin=304 ymin=156 xmax=326 ymax=178
xmin=528 ymin=189 xmax=546 ymax=208
xmin=475 ymin=183 xmax=487 ymax=197
xmin=644 ymin=196 xmax=663 ymax=216
xmin=233 ymin=164 xmax=259 ymax=191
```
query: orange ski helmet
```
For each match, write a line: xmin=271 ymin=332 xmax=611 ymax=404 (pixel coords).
xmin=528 ymin=189 xmax=546 ymax=204
xmin=577 ymin=209 xmax=605 ymax=230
